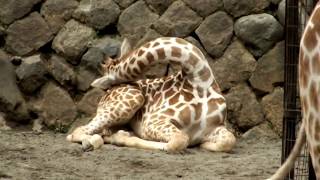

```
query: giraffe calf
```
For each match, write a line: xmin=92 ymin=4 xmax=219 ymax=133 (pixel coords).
xmin=67 ymin=37 xmax=236 ymax=153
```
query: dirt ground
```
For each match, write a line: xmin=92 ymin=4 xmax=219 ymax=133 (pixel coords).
xmin=0 ymin=129 xmax=282 ymax=180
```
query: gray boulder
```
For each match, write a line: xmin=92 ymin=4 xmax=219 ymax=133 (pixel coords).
xmin=249 ymin=41 xmax=284 ymax=93
xmin=36 ymin=82 xmax=77 ymax=129
xmin=114 ymin=0 xmax=137 ymax=8
xmin=0 ymin=112 xmax=11 ymax=130
xmin=210 ymin=40 xmax=257 ymax=91
xmin=145 ymin=0 xmax=174 ymax=14
xmin=16 ymin=54 xmax=47 ymax=93
xmin=81 ymin=36 xmax=122 ymax=73
xmin=77 ymin=88 xmax=105 ymax=116
xmin=91 ymin=36 xmax=122 ymax=58
xmin=118 ymin=1 xmax=159 ymax=39
xmin=45 ymin=54 xmax=77 ymax=87
xmin=135 ymin=29 xmax=162 ymax=48
xmin=225 ymin=83 xmax=264 ymax=130
xmin=183 ymin=0 xmax=223 ymax=17
xmin=261 ymin=87 xmax=284 ymax=136
xmin=73 ymin=0 xmax=120 ymax=30
xmin=52 ymin=19 xmax=96 ymax=64
xmin=234 ymin=13 xmax=283 ymax=57
xmin=154 ymin=1 xmax=202 ymax=37
xmin=40 ymin=0 xmax=79 ymax=34
xmin=0 ymin=50 xmax=29 ymax=122
xmin=76 ymin=66 xmax=99 ymax=91
xmin=277 ymin=0 xmax=285 ymax=26
xmin=81 ymin=48 xmax=105 ymax=74
xmin=0 ymin=0 xmax=41 ymax=24
xmin=223 ymin=0 xmax=270 ymax=17
xmin=196 ymin=11 xmax=233 ymax=58
xmin=242 ymin=122 xmax=279 ymax=142
xmin=0 ymin=25 xmax=5 ymax=36
xmin=5 ymin=12 xmax=53 ymax=56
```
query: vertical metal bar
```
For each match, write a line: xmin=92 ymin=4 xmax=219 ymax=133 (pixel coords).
xmin=283 ymin=0 xmax=299 ymax=179
xmin=309 ymin=155 xmax=316 ymax=180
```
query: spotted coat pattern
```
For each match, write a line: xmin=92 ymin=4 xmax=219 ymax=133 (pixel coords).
xmin=67 ymin=37 xmax=236 ymax=152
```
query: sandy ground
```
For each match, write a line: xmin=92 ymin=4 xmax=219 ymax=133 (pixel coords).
xmin=0 ymin=129 xmax=281 ymax=180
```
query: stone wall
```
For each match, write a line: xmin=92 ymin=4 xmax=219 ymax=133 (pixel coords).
xmin=0 ymin=0 xmax=285 ymax=136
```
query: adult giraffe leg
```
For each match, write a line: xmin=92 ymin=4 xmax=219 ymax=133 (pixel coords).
xmin=66 ymin=85 xmax=145 ymax=151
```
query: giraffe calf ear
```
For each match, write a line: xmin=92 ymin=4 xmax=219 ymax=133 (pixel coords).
xmin=119 ymin=38 xmax=131 ymax=59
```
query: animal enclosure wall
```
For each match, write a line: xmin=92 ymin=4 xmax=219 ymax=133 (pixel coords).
xmin=282 ymin=0 xmax=316 ymax=179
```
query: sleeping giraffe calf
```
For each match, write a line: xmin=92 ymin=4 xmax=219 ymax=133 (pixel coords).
xmin=67 ymin=37 xmax=236 ymax=153
xmin=268 ymin=1 xmax=320 ymax=179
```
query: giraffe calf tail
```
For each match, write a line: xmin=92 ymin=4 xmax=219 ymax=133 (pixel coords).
xmin=267 ymin=122 xmax=306 ymax=180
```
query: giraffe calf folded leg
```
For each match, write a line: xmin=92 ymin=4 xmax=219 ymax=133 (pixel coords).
xmin=103 ymin=130 xmax=189 ymax=152
xmin=103 ymin=130 xmax=168 ymax=150
xmin=67 ymin=85 xmax=145 ymax=151
xmin=200 ymin=126 xmax=236 ymax=152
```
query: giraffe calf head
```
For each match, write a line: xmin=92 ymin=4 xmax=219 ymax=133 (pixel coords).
xmin=91 ymin=38 xmax=132 ymax=90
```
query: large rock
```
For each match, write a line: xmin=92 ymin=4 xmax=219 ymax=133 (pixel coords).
xmin=277 ymin=0 xmax=285 ymax=26
xmin=73 ymin=0 xmax=120 ymax=30
xmin=249 ymin=41 xmax=284 ymax=93
xmin=0 ymin=112 xmax=11 ymax=130
xmin=223 ymin=0 xmax=270 ymax=17
xmin=81 ymin=48 xmax=105 ymax=74
xmin=145 ymin=0 xmax=174 ymax=14
xmin=16 ymin=54 xmax=48 ymax=93
xmin=261 ymin=87 xmax=284 ymax=136
xmin=5 ymin=12 xmax=53 ymax=56
xmin=40 ymin=0 xmax=79 ymax=34
xmin=0 ymin=50 xmax=29 ymax=122
xmin=225 ymin=83 xmax=264 ymax=130
xmin=76 ymin=66 xmax=99 ymax=91
xmin=118 ymin=1 xmax=159 ymax=39
xmin=234 ymin=13 xmax=283 ymax=57
xmin=183 ymin=0 xmax=223 ymax=17
xmin=210 ymin=40 xmax=257 ymax=91
xmin=91 ymin=36 xmax=122 ymax=58
xmin=154 ymin=1 xmax=202 ymax=37
xmin=135 ymin=29 xmax=162 ymax=48
xmin=45 ymin=54 xmax=77 ymax=87
xmin=0 ymin=25 xmax=6 ymax=36
xmin=242 ymin=122 xmax=279 ymax=142
xmin=81 ymin=36 xmax=122 ymax=73
xmin=0 ymin=0 xmax=41 ymax=24
xmin=196 ymin=11 xmax=233 ymax=58
xmin=114 ymin=0 xmax=137 ymax=8
xmin=52 ymin=20 xmax=96 ymax=64
xmin=77 ymin=88 xmax=105 ymax=116
xmin=36 ymin=82 xmax=77 ymax=129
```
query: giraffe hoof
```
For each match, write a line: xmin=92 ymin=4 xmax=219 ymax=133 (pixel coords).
xmin=82 ymin=139 xmax=94 ymax=152
xmin=118 ymin=130 xmax=131 ymax=137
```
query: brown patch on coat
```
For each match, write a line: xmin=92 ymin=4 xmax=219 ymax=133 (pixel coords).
xmin=171 ymin=46 xmax=182 ymax=58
